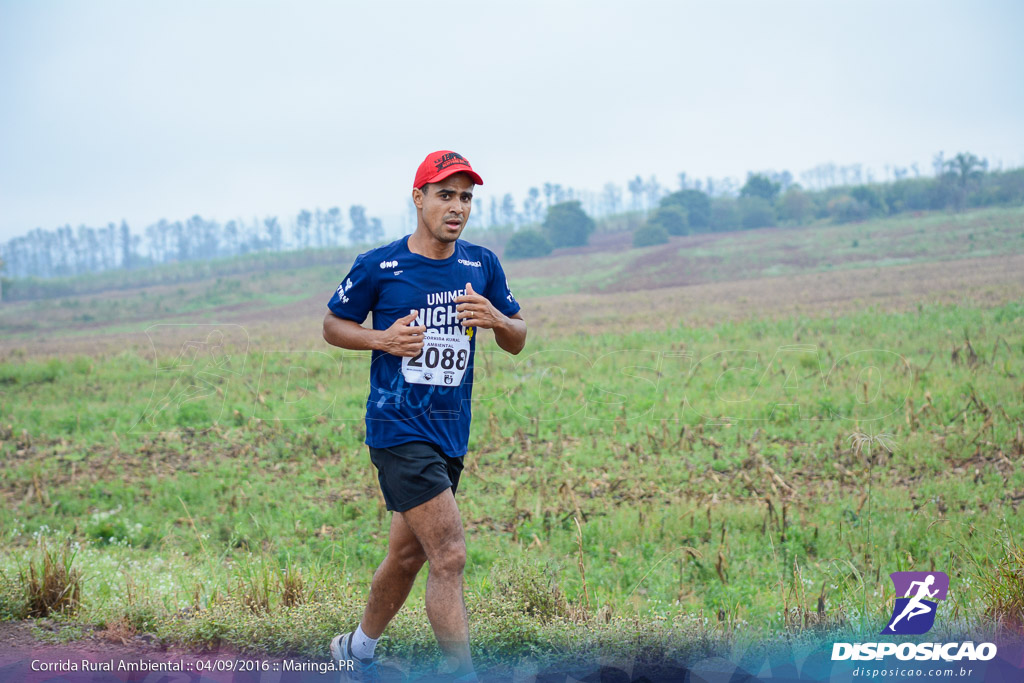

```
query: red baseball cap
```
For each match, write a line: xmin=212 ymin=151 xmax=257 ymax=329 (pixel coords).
xmin=413 ymin=150 xmax=484 ymax=189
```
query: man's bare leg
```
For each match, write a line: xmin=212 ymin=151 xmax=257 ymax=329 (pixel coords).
xmin=399 ymin=489 xmax=472 ymax=677
xmin=360 ymin=512 xmax=428 ymax=638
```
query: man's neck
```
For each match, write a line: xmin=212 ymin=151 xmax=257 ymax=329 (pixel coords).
xmin=407 ymin=229 xmax=456 ymax=260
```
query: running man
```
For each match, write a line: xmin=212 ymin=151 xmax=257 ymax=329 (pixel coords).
xmin=323 ymin=151 xmax=526 ymax=681
xmin=886 ymin=574 xmax=939 ymax=632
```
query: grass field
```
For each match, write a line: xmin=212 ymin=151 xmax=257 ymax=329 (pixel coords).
xmin=1 ymin=207 xmax=1023 ymax=670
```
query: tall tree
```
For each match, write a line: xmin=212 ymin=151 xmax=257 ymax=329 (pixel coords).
xmin=601 ymin=182 xmax=622 ymax=214
xmin=224 ymin=220 xmax=239 ymax=255
xmin=945 ymin=152 xmax=987 ymax=187
xmin=295 ymin=209 xmax=312 ymax=248
xmin=644 ymin=176 xmax=662 ymax=213
xmin=627 ymin=175 xmax=644 ymax=212
xmin=524 ymin=187 xmax=542 ymax=223
xmin=349 ymin=205 xmax=369 ymax=243
xmin=369 ymin=218 xmax=384 ymax=243
xmin=326 ymin=207 xmax=344 ymax=245
xmin=501 ymin=194 xmax=516 ymax=226
xmin=120 ymin=220 xmax=132 ymax=269
xmin=407 ymin=198 xmax=418 ymax=232
xmin=264 ymin=216 xmax=282 ymax=252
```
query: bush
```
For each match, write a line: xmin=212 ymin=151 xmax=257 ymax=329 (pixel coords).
xmin=739 ymin=196 xmax=776 ymax=229
xmin=504 ymin=230 xmax=553 ymax=260
xmin=543 ymin=201 xmax=595 ymax=248
xmin=989 ymin=168 xmax=1024 ymax=205
xmin=850 ymin=185 xmax=886 ymax=217
xmin=633 ymin=224 xmax=670 ymax=248
xmin=487 ymin=559 xmax=571 ymax=624
xmin=709 ymin=198 xmax=740 ymax=231
xmin=777 ymin=188 xmax=813 ymax=224
xmin=647 ymin=205 xmax=688 ymax=236
xmin=829 ymin=195 xmax=871 ymax=223
xmin=660 ymin=190 xmax=710 ymax=229
xmin=886 ymin=178 xmax=943 ymax=212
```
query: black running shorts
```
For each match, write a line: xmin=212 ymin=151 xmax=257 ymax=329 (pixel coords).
xmin=367 ymin=441 xmax=464 ymax=512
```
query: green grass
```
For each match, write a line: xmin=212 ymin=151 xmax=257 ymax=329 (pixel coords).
xmin=1 ymin=298 xmax=1022 ymax=662
xmin=2 ymin=205 xmax=1022 ymax=664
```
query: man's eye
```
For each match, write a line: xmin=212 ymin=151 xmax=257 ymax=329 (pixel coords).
xmin=462 ymin=195 xmax=472 ymax=202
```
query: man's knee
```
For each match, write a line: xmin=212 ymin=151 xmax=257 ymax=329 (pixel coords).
xmin=391 ymin=546 xmax=427 ymax=576
xmin=428 ymin=540 xmax=466 ymax=576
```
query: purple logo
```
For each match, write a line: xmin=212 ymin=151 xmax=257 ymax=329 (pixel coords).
xmin=881 ymin=572 xmax=949 ymax=635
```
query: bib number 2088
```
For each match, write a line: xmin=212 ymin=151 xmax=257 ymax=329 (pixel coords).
xmin=408 ymin=346 xmax=467 ymax=372
xmin=401 ymin=332 xmax=471 ymax=386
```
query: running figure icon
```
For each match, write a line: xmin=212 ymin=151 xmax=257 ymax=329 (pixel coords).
xmin=887 ymin=575 xmax=938 ymax=631
xmin=881 ymin=571 xmax=949 ymax=635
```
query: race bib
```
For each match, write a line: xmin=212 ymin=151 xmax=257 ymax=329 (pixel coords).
xmin=401 ymin=331 xmax=471 ymax=386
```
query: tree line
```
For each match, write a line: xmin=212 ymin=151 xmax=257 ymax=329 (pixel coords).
xmin=633 ymin=152 xmax=1023 ymax=248
xmin=0 ymin=206 xmax=384 ymax=281
xmin=3 ymin=151 xmax=1022 ymax=280
xmin=502 ymin=152 xmax=1024 ymax=257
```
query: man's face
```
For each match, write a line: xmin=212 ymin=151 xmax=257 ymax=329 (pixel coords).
xmin=413 ymin=172 xmax=474 ymax=244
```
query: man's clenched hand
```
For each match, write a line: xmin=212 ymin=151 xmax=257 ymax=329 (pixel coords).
xmin=455 ymin=282 xmax=505 ymax=329
xmin=380 ymin=309 xmax=426 ymax=357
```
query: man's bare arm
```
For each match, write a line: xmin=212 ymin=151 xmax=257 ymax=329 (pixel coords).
xmin=323 ymin=310 xmax=426 ymax=357
xmin=491 ymin=313 xmax=527 ymax=355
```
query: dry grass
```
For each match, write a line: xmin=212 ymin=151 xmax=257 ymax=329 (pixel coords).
xmin=22 ymin=542 xmax=82 ymax=617
xmin=976 ymin=534 xmax=1024 ymax=634
xmin=280 ymin=569 xmax=305 ymax=608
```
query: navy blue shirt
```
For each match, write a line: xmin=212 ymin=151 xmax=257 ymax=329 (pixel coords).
xmin=327 ymin=236 xmax=520 ymax=457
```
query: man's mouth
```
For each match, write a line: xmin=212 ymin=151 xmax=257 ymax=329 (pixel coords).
xmin=445 ymin=219 xmax=462 ymax=228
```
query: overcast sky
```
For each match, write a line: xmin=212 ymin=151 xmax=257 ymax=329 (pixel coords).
xmin=1 ymin=0 xmax=1022 ymax=242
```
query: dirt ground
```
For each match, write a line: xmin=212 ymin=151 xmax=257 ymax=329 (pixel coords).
xmin=3 ymin=251 xmax=1022 ymax=359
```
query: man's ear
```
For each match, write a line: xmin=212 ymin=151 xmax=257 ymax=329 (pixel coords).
xmin=412 ymin=186 xmax=425 ymax=209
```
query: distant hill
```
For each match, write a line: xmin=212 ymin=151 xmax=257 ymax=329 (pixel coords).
xmin=0 ymin=206 xmax=1021 ymax=351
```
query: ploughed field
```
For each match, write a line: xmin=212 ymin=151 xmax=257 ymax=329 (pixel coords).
xmin=0 ymin=206 xmax=1022 ymax=666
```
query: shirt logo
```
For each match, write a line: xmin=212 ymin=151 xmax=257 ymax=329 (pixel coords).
xmin=458 ymin=259 xmax=482 ymax=268
xmin=380 ymin=260 xmax=398 ymax=269
xmin=336 ymin=277 xmax=355 ymax=303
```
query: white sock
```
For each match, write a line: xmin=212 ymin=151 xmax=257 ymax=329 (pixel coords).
xmin=351 ymin=624 xmax=378 ymax=660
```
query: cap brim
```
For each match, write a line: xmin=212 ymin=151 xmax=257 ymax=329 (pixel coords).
xmin=421 ymin=167 xmax=483 ymax=187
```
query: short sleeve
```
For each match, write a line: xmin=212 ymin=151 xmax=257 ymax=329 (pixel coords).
xmin=327 ymin=253 xmax=377 ymax=323
xmin=484 ymin=252 xmax=520 ymax=318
